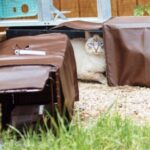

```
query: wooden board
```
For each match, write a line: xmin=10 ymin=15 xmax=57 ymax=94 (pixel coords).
xmin=60 ymin=0 xmax=79 ymax=17
xmin=0 ymin=28 xmax=6 ymax=32
xmin=118 ymin=0 xmax=137 ymax=16
xmin=111 ymin=0 xmax=118 ymax=16
xmin=0 ymin=32 xmax=6 ymax=42
xmin=53 ymin=0 xmax=60 ymax=9
xmin=138 ymin=0 xmax=150 ymax=5
xmin=79 ymin=0 xmax=97 ymax=17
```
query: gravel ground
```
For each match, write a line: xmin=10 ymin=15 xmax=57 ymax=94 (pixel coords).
xmin=74 ymin=81 xmax=150 ymax=124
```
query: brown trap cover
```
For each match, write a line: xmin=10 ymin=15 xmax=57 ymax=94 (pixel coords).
xmin=103 ymin=17 xmax=150 ymax=86
xmin=53 ymin=20 xmax=103 ymax=30
xmin=0 ymin=33 xmax=79 ymax=112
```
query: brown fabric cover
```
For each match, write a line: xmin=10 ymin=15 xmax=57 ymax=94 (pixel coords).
xmin=0 ymin=33 xmax=79 ymax=111
xmin=53 ymin=20 xmax=103 ymax=30
xmin=0 ymin=66 xmax=55 ymax=91
xmin=103 ymin=17 xmax=150 ymax=86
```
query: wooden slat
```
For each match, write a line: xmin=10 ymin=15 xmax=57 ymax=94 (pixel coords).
xmin=79 ymin=0 xmax=97 ymax=17
xmin=0 ymin=28 xmax=6 ymax=32
xmin=53 ymin=0 xmax=60 ymax=9
xmin=111 ymin=0 xmax=118 ymax=16
xmin=138 ymin=0 xmax=150 ymax=5
xmin=0 ymin=32 xmax=6 ymax=42
xmin=60 ymin=0 xmax=79 ymax=17
xmin=118 ymin=0 xmax=137 ymax=16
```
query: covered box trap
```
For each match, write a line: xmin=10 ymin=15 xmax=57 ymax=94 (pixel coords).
xmin=104 ymin=16 xmax=150 ymax=87
xmin=0 ymin=33 xmax=79 ymax=129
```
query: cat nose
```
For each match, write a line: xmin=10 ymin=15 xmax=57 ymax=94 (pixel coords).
xmin=95 ymin=48 xmax=99 ymax=53
xmin=94 ymin=45 xmax=99 ymax=52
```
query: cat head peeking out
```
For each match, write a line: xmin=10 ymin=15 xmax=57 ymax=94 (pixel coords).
xmin=85 ymin=34 xmax=104 ymax=55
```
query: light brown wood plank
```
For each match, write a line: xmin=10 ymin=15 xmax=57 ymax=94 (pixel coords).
xmin=118 ymin=0 xmax=137 ymax=16
xmin=60 ymin=0 xmax=79 ymax=17
xmin=53 ymin=0 xmax=60 ymax=9
xmin=0 ymin=32 xmax=6 ymax=42
xmin=138 ymin=0 xmax=150 ymax=5
xmin=79 ymin=0 xmax=97 ymax=17
xmin=0 ymin=28 xmax=5 ymax=32
xmin=111 ymin=0 xmax=118 ymax=16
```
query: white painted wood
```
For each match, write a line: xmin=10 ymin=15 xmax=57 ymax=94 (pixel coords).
xmin=0 ymin=0 xmax=112 ymax=27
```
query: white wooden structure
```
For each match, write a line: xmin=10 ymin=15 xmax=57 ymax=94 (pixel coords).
xmin=0 ymin=0 xmax=111 ymax=27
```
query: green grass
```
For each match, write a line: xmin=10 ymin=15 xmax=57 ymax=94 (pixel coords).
xmin=1 ymin=113 xmax=150 ymax=150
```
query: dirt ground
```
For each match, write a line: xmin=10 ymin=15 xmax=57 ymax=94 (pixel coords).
xmin=74 ymin=81 xmax=150 ymax=124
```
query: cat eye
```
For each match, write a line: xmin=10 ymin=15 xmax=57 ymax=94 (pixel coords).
xmin=94 ymin=41 xmax=104 ymax=47
xmin=98 ymin=41 xmax=104 ymax=46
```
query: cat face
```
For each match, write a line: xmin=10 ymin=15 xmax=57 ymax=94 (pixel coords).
xmin=85 ymin=35 xmax=104 ymax=55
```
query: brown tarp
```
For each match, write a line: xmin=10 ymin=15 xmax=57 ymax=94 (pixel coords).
xmin=103 ymin=17 xmax=150 ymax=86
xmin=0 ymin=33 xmax=79 ymax=112
xmin=53 ymin=20 xmax=103 ymax=30
xmin=0 ymin=66 xmax=55 ymax=91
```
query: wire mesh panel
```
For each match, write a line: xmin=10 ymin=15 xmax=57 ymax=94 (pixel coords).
xmin=0 ymin=0 xmax=38 ymax=18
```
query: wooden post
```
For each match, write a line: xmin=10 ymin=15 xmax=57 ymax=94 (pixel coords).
xmin=0 ymin=32 xmax=6 ymax=42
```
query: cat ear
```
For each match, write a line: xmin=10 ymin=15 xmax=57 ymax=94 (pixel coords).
xmin=85 ymin=31 xmax=91 ymax=40
xmin=93 ymin=34 xmax=102 ymax=40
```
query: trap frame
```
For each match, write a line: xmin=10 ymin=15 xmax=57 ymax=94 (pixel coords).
xmin=0 ymin=0 xmax=111 ymax=27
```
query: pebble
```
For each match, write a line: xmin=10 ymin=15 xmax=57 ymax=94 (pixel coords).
xmin=74 ymin=81 xmax=150 ymax=124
